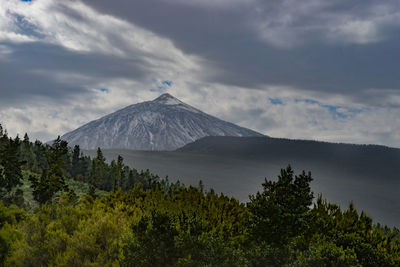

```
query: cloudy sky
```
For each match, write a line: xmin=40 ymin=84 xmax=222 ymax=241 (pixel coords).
xmin=0 ymin=0 xmax=399 ymax=147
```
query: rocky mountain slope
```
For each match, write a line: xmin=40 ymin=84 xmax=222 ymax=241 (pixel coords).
xmin=61 ymin=93 xmax=263 ymax=150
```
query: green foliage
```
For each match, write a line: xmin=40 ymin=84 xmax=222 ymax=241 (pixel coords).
xmin=247 ymin=165 xmax=313 ymax=246
xmin=310 ymin=195 xmax=400 ymax=266
xmin=0 ymin=202 xmax=25 ymax=266
xmin=0 ymin=137 xmax=25 ymax=206
xmin=294 ymin=239 xmax=360 ymax=267
xmin=29 ymin=136 xmax=69 ymax=204
xmin=0 ymin=125 xmax=400 ymax=265
xmin=91 ymin=147 xmax=109 ymax=190
xmin=1 ymin=125 xmax=181 ymax=206
xmin=245 ymin=242 xmax=295 ymax=267
xmin=70 ymin=145 xmax=90 ymax=180
xmin=120 ymin=186 xmax=249 ymax=267
xmin=123 ymin=211 xmax=180 ymax=266
xmin=6 ymin=194 xmax=128 ymax=266
xmin=2 ymin=178 xmax=400 ymax=266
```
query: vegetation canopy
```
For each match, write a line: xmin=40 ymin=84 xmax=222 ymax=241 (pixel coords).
xmin=0 ymin=124 xmax=399 ymax=266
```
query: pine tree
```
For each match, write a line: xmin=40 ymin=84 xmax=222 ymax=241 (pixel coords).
xmin=33 ymin=140 xmax=48 ymax=172
xmin=23 ymin=133 xmax=29 ymax=145
xmin=198 ymin=180 xmax=204 ymax=192
xmin=29 ymin=136 xmax=69 ymax=204
xmin=0 ymin=125 xmax=8 ymax=151
xmin=110 ymin=160 xmax=117 ymax=191
xmin=0 ymin=124 xmax=5 ymax=149
xmin=96 ymin=147 xmax=105 ymax=162
xmin=71 ymin=145 xmax=80 ymax=178
xmin=0 ymin=137 xmax=25 ymax=206
xmin=20 ymin=133 xmax=34 ymax=170
xmin=91 ymin=147 xmax=108 ymax=190
xmin=116 ymin=155 xmax=124 ymax=190
xmin=248 ymin=165 xmax=314 ymax=246
xmin=125 ymin=169 xmax=136 ymax=190
xmin=109 ymin=156 xmax=124 ymax=191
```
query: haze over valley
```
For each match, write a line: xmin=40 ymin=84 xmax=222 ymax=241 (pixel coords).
xmin=70 ymin=94 xmax=400 ymax=227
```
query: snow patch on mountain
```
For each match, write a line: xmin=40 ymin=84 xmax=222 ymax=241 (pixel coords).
xmin=61 ymin=93 xmax=264 ymax=150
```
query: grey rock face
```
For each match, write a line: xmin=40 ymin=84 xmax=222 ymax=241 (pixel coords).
xmin=61 ymin=93 xmax=264 ymax=150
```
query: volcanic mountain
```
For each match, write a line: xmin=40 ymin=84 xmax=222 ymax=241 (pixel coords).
xmin=61 ymin=93 xmax=263 ymax=150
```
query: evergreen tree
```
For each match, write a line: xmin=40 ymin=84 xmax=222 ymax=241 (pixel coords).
xmin=0 ymin=137 xmax=25 ymax=206
xmin=91 ymin=147 xmax=108 ymax=190
xmin=19 ymin=133 xmax=34 ymax=170
xmin=79 ymin=155 xmax=91 ymax=182
xmin=96 ymin=147 xmax=105 ymax=162
xmin=108 ymin=156 xmax=124 ymax=191
xmin=22 ymin=133 xmax=29 ymax=145
xmin=248 ymin=165 xmax=313 ymax=246
xmin=32 ymin=140 xmax=48 ymax=173
xmin=123 ymin=211 xmax=180 ymax=266
xmin=29 ymin=136 xmax=69 ymax=204
xmin=124 ymin=169 xmax=137 ymax=191
xmin=198 ymin=179 xmax=204 ymax=192
xmin=115 ymin=155 xmax=124 ymax=191
xmin=0 ymin=125 xmax=7 ymax=148
xmin=71 ymin=145 xmax=80 ymax=178
xmin=0 ymin=124 xmax=6 ymax=152
xmin=121 ymin=166 xmax=130 ymax=191
xmin=109 ymin=160 xmax=117 ymax=191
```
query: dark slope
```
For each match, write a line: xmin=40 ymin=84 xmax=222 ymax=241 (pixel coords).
xmin=85 ymin=136 xmax=400 ymax=227
xmin=178 ymin=136 xmax=400 ymax=182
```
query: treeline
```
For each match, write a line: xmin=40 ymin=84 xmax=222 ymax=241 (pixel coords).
xmin=1 ymin=124 xmax=400 ymax=266
xmin=0 ymin=124 xmax=180 ymax=207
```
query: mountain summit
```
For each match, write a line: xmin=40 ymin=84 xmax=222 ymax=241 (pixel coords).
xmin=61 ymin=93 xmax=264 ymax=150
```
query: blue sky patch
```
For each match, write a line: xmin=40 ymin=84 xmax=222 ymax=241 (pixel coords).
xmin=296 ymin=99 xmax=319 ymax=105
xmin=151 ymin=79 xmax=173 ymax=93
xmin=97 ymin=88 xmax=109 ymax=93
xmin=162 ymin=80 xmax=173 ymax=87
xmin=11 ymin=13 xmax=45 ymax=39
xmin=21 ymin=0 xmax=32 ymax=2
xmin=296 ymin=98 xmax=364 ymax=119
xmin=269 ymin=98 xmax=283 ymax=105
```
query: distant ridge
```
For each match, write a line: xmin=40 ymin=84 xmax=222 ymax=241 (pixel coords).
xmin=178 ymin=136 xmax=398 ymax=156
xmin=87 ymin=135 xmax=400 ymax=226
xmin=61 ymin=93 xmax=263 ymax=150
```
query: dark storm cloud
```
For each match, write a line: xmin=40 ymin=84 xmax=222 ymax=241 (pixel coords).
xmin=0 ymin=41 xmax=148 ymax=107
xmin=83 ymin=0 xmax=400 ymax=103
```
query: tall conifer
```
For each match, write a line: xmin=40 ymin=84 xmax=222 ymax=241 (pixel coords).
xmin=0 ymin=137 xmax=25 ymax=206
xmin=29 ymin=136 xmax=69 ymax=204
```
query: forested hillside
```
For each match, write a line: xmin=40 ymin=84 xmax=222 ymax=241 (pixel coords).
xmin=90 ymin=136 xmax=400 ymax=227
xmin=0 ymin=124 xmax=400 ymax=266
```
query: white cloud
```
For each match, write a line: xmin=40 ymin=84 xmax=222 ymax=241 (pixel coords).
xmin=162 ymin=0 xmax=254 ymax=8
xmin=252 ymin=1 xmax=400 ymax=48
xmin=0 ymin=0 xmax=37 ymax=43
xmin=0 ymin=0 xmax=201 ymax=71
xmin=173 ymin=83 xmax=400 ymax=147
xmin=0 ymin=0 xmax=400 ymax=149
xmin=0 ymin=0 xmax=203 ymax=140
xmin=328 ymin=20 xmax=379 ymax=44
xmin=2 ymin=74 xmax=400 ymax=147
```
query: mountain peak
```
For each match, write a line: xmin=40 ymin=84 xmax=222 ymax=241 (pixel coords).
xmin=61 ymin=94 xmax=264 ymax=150
xmin=153 ymin=93 xmax=182 ymax=105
